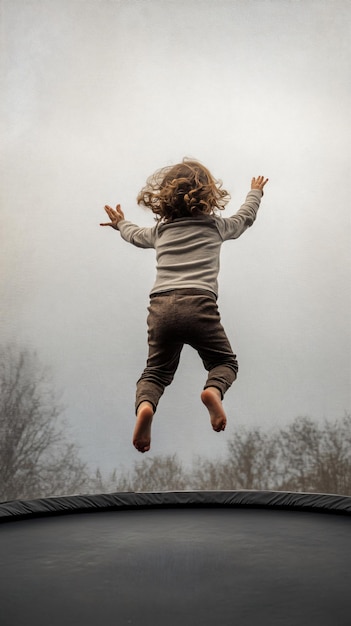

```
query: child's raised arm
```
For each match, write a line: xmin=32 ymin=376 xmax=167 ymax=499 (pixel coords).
xmin=100 ymin=204 xmax=125 ymax=229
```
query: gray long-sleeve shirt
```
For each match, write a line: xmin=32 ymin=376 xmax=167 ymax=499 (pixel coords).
xmin=117 ymin=189 xmax=263 ymax=297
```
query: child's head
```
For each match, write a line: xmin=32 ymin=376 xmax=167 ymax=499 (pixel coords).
xmin=137 ymin=158 xmax=230 ymax=221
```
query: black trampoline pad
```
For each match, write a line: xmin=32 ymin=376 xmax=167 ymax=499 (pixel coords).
xmin=0 ymin=491 xmax=350 ymax=626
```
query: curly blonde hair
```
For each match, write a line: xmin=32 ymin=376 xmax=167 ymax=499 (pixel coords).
xmin=137 ymin=158 xmax=230 ymax=221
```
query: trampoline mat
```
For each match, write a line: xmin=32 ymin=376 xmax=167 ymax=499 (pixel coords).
xmin=1 ymin=506 xmax=350 ymax=626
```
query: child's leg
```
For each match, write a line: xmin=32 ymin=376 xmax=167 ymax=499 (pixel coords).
xmin=133 ymin=293 xmax=183 ymax=452
xmin=187 ymin=295 xmax=238 ymax=430
xmin=134 ymin=345 xmax=182 ymax=452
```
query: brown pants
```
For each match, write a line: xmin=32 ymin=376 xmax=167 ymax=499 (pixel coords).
xmin=135 ymin=289 xmax=238 ymax=413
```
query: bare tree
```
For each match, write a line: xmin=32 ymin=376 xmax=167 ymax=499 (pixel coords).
xmin=0 ymin=345 xmax=90 ymax=501
xmin=97 ymin=454 xmax=190 ymax=492
xmin=192 ymin=426 xmax=279 ymax=491
xmin=277 ymin=414 xmax=351 ymax=495
xmin=192 ymin=415 xmax=351 ymax=495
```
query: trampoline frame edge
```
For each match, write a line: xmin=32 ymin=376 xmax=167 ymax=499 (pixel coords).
xmin=0 ymin=490 xmax=350 ymax=523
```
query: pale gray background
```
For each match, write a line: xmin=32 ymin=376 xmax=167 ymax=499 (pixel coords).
xmin=1 ymin=0 xmax=350 ymax=474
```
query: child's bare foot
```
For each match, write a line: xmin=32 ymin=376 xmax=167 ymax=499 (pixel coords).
xmin=133 ymin=402 xmax=154 ymax=452
xmin=201 ymin=387 xmax=227 ymax=432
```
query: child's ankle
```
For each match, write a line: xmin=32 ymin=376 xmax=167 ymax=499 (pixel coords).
xmin=137 ymin=401 xmax=154 ymax=416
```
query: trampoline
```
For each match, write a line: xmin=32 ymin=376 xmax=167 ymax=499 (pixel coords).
xmin=0 ymin=490 xmax=350 ymax=626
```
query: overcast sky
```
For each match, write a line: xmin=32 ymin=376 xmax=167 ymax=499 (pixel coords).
xmin=1 ymin=0 xmax=350 ymax=475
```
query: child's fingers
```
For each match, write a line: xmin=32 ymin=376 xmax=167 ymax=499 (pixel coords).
xmin=115 ymin=204 xmax=124 ymax=218
xmin=104 ymin=205 xmax=115 ymax=214
xmin=104 ymin=206 xmax=119 ymax=221
xmin=252 ymin=176 xmax=268 ymax=186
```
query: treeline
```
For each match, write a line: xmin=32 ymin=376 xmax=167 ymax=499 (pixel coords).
xmin=90 ymin=413 xmax=351 ymax=496
xmin=1 ymin=345 xmax=350 ymax=501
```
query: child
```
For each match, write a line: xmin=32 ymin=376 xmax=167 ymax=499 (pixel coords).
xmin=101 ymin=159 xmax=268 ymax=452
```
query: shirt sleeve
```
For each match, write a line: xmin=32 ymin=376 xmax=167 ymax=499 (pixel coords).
xmin=117 ymin=220 xmax=157 ymax=249
xmin=215 ymin=189 xmax=263 ymax=240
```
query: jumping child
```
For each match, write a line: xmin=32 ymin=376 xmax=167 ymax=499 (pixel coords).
xmin=101 ymin=159 xmax=268 ymax=452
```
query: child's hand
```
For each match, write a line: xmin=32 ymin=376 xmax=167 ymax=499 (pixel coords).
xmin=251 ymin=176 xmax=269 ymax=194
xmin=100 ymin=204 xmax=125 ymax=229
